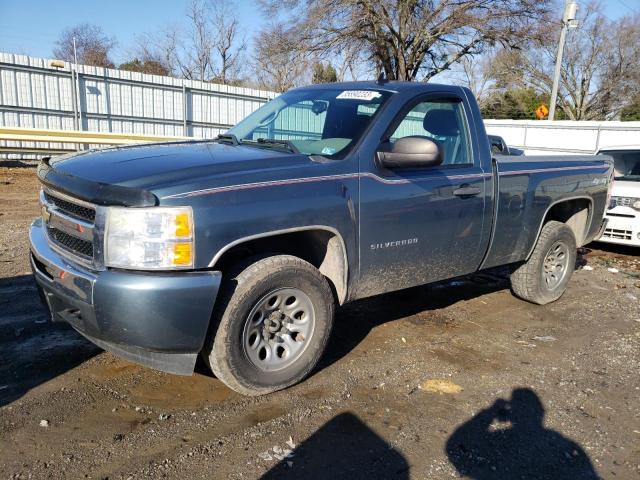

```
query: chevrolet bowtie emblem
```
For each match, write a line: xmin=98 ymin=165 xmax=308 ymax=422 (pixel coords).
xmin=41 ymin=205 xmax=51 ymax=222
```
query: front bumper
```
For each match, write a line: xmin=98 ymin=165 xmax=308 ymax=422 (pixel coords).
xmin=597 ymin=211 xmax=640 ymax=247
xmin=29 ymin=218 xmax=222 ymax=375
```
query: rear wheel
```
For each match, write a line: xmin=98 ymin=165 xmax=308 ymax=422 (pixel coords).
xmin=510 ymin=221 xmax=577 ymax=305
xmin=203 ymin=255 xmax=334 ymax=396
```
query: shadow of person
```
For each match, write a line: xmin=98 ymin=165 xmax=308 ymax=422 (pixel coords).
xmin=446 ymin=388 xmax=600 ymax=479
xmin=261 ymin=412 xmax=409 ymax=479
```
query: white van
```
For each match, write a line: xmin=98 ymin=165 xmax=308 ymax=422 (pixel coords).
xmin=597 ymin=146 xmax=640 ymax=247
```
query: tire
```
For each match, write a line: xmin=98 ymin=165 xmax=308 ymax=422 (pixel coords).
xmin=203 ymin=255 xmax=334 ymax=396
xmin=510 ymin=221 xmax=577 ymax=305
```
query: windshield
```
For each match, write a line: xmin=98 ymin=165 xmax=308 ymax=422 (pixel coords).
xmin=227 ymin=88 xmax=392 ymax=158
xmin=601 ymin=150 xmax=640 ymax=181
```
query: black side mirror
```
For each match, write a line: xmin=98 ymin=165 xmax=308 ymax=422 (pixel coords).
xmin=378 ymin=136 xmax=443 ymax=169
xmin=311 ymin=100 xmax=328 ymax=115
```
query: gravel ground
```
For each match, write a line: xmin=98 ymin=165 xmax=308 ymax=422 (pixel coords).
xmin=1 ymin=164 xmax=639 ymax=480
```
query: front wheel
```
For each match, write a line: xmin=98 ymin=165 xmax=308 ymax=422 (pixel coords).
xmin=203 ymin=255 xmax=334 ymax=396
xmin=510 ymin=221 xmax=577 ymax=305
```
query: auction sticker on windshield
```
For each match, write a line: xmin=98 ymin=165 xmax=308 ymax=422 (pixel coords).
xmin=336 ymin=90 xmax=382 ymax=101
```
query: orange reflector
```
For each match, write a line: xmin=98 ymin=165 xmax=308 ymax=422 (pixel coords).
xmin=175 ymin=212 xmax=191 ymax=237
xmin=172 ymin=243 xmax=192 ymax=265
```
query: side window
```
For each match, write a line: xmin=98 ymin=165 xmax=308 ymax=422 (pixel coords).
xmin=391 ymin=100 xmax=472 ymax=166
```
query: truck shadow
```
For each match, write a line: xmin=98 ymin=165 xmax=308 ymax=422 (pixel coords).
xmin=322 ymin=254 xmax=590 ymax=373
xmin=261 ymin=412 xmax=409 ymax=479
xmin=320 ymin=267 xmax=512 ymax=371
xmin=0 ymin=275 xmax=99 ymax=407
xmin=446 ymin=388 xmax=600 ymax=479
xmin=585 ymin=241 xmax=639 ymax=258
xmin=0 ymin=159 xmax=39 ymax=169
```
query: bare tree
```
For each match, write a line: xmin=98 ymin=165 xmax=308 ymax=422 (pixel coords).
xmin=449 ymin=55 xmax=495 ymax=106
xmin=53 ymin=23 xmax=116 ymax=68
xmin=333 ymin=42 xmax=371 ymax=81
xmin=135 ymin=0 xmax=245 ymax=83
xmin=181 ymin=0 xmax=215 ymax=80
xmin=254 ymin=25 xmax=310 ymax=92
xmin=602 ymin=13 xmax=640 ymax=118
xmin=211 ymin=1 xmax=246 ymax=83
xmin=133 ymin=28 xmax=183 ymax=78
xmin=489 ymin=4 xmax=640 ymax=120
xmin=259 ymin=0 xmax=550 ymax=81
xmin=122 ymin=32 xmax=174 ymax=76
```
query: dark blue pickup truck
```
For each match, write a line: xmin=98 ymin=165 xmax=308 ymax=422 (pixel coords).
xmin=30 ymin=81 xmax=612 ymax=395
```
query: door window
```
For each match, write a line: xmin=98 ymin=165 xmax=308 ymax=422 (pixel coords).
xmin=391 ymin=100 xmax=472 ymax=166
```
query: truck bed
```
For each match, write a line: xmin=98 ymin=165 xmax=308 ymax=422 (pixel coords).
xmin=480 ymin=155 xmax=612 ymax=269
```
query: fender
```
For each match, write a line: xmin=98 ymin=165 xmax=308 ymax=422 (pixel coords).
xmin=208 ymin=225 xmax=349 ymax=303
xmin=526 ymin=195 xmax=593 ymax=258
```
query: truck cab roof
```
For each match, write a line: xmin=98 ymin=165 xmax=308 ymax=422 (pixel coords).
xmin=290 ymin=80 xmax=464 ymax=95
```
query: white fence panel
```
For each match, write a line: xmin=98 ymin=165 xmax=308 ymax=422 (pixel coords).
xmin=484 ymin=120 xmax=640 ymax=155
xmin=0 ymin=52 xmax=276 ymax=157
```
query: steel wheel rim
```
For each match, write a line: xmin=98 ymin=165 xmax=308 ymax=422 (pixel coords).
xmin=242 ymin=287 xmax=316 ymax=372
xmin=542 ymin=240 xmax=570 ymax=290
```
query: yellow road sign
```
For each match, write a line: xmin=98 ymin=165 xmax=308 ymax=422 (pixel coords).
xmin=536 ymin=104 xmax=549 ymax=120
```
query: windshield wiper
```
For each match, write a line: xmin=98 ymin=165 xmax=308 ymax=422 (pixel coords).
xmin=216 ymin=133 xmax=239 ymax=146
xmin=240 ymin=138 xmax=299 ymax=154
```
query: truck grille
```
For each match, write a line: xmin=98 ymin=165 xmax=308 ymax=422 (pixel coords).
xmin=602 ymin=228 xmax=632 ymax=240
xmin=47 ymin=226 xmax=94 ymax=258
xmin=43 ymin=190 xmax=96 ymax=222
xmin=41 ymin=188 xmax=97 ymax=265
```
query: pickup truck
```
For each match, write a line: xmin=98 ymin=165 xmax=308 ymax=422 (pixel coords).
xmin=487 ymin=134 xmax=524 ymax=157
xmin=30 ymin=81 xmax=613 ymax=396
xmin=488 ymin=134 xmax=512 ymax=155
xmin=596 ymin=145 xmax=640 ymax=247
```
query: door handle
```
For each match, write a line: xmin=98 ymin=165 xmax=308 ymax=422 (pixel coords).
xmin=453 ymin=184 xmax=481 ymax=197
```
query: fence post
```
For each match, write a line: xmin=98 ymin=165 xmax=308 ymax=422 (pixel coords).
xmin=70 ymin=67 xmax=79 ymax=131
xmin=182 ymin=84 xmax=188 ymax=137
xmin=104 ymin=69 xmax=112 ymax=133
xmin=74 ymin=70 xmax=83 ymax=132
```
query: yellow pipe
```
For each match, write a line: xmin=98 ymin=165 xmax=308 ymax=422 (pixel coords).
xmin=0 ymin=126 xmax=189 ymax=145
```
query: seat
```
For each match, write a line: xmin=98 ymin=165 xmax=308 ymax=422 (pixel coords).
xmin=422 ymin=108 xmax=462 ymax=165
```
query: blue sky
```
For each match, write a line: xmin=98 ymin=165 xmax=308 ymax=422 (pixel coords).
xmin=0 ymin=0 xmax=264 ymax=63
xmin=0 ymin=0 xmax=636 ymax=64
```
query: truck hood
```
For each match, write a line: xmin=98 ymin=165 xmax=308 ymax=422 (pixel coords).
xmin=49 ymin=141 xmax=320 ymax=191
xmin=611 ymin=180 xmax=640 ymax=198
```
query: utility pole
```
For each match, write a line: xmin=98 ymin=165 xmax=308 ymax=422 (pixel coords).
xmin=71 ymin=36 xmax=86 ymax=150
xmin=549 ymin=0 xmax=579 ymax=121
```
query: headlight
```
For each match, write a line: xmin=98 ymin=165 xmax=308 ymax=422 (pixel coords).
xmin=105 ymin=206 xmax=194 ymax=270
xmin=633 ymin=199 xmax=640 ymax=211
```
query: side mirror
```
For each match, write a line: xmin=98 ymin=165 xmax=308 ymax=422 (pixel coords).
xmin=378 ymin=136 xmax=443 ymax=169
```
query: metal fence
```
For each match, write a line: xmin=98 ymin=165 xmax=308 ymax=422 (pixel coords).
xmin=484 ymin=119 xmax=640 ymax=155
xmin=0 ymin=52 xmax=275 ymax=155
xmin=2 ymin=52 xmax=640 ymax=158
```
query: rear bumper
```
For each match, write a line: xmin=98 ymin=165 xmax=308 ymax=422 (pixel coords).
xmin=29 ymin=218 xmax=222 ymax=375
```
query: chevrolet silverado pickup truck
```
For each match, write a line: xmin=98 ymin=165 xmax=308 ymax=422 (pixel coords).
xmin=30 ymin=81 xmax=613 ymax=395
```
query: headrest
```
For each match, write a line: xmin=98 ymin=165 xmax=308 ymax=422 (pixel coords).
xmin=423 ymin=108 xmax=460 ymax=137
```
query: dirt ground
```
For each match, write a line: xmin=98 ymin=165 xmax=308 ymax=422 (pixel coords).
xmin=1 ymin=164 xmax=639 ymax=480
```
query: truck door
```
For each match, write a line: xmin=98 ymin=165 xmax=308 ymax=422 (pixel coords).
xmin=357 ymin=95 xmax=488 ymax=297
